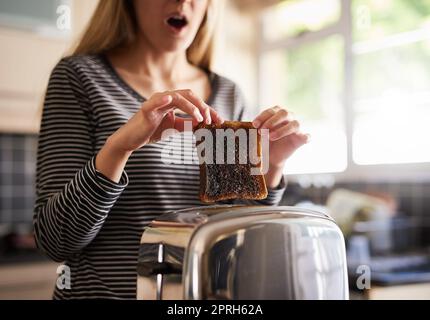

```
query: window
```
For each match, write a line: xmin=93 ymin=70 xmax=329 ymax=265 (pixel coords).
xmin=260 ymin=35 xmax=347 ymax=174
xmin=352 ymin=0 xmax=430 ymax=165
xmin=261 ymin=0 xmax=341 ymax=41
xmin=259 ymin=0 xmax=430 ymax=177
xmin=0 ymin=0 xmax=70 ymax=34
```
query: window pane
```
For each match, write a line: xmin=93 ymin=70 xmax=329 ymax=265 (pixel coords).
xmin=260 ymin=36 xmax=347 ymax=174
xmin=0 ymin=0 xmax=66 ymax=30
xmin=353 ymin=0 xmax=430 ymax=42
xmin=353 ymin=39 xmax=430 ymax=165
xmin=262 ymin=0 xmax=340 ymax=43
xmin=354 ymin=40 xmax=430 ymax=100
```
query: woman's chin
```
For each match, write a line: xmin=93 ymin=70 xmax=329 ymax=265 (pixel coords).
xmin=160 ymin=39 xmax=194 ymax=54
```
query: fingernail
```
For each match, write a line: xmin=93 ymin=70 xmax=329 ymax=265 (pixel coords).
xmin=197 ymin=114 xmax=204 ymax=122
xmin=206 ymin=117 xmax=211 ymax=124
xmin=253 ymin=121 xmax=260 ymax=128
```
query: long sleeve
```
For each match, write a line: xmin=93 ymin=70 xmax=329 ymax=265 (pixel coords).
xmin=33 ymin=59 xmax=128 ymax=262
xmin=234 ymin=85 xmax=287 ymax=206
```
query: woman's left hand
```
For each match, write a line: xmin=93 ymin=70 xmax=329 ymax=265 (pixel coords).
xmin=252 ymin=106 xmax=310 ymax=187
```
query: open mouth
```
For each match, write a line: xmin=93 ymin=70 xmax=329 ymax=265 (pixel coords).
xmin=166 ymin=15 xmax=188 ymax=32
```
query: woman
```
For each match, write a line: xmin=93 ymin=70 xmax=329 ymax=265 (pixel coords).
xmin=34 ymin=0 xmax=309 ymax=299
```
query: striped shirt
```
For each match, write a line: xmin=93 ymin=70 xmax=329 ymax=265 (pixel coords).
xmin=33 ymin=54 xmax=286 ymax=299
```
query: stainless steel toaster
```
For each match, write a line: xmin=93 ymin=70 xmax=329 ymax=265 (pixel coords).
xmin=137 ymin=205 xmax=349 ymax=300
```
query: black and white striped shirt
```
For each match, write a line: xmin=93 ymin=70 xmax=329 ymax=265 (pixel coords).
xmin=33 ymin=54 xmax=286 ymax=299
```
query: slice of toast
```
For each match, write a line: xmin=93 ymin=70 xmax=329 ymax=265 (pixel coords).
xmin=194 ymin=121 xmax=268 ymax=203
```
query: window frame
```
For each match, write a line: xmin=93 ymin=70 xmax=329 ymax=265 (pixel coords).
xmin=257 ymin=0 xmax=430 ymax=182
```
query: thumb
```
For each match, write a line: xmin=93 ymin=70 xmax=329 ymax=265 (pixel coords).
xmin=291 ymin=133 xmax=310 ymax=149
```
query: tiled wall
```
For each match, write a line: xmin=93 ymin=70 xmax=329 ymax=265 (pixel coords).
xmin=0 ymin=134 xmax=37 ymax=224
xmin=281 ymin=181 xmax=430 ymax=248
xmin=281 ymin=181 xmax=430 ymax=218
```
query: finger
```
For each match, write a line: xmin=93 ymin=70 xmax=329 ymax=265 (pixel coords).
xmin=252 ymin=106 xmax=282 ymax=128
xmin=177 ymin=89 xmax=212 ymax=125
xmin=288 ymin=133 xmax=310 ymax=149
xmin=269 ymin=120 xmax=300 ymax=141
xmin=260 ymin=108 xmax=290 ymax=129
xmin=300 ymin=133 xmax=311 ymax=144
xmin=172 ymin=117 xmax=197 ymax=132
xmin=159 ymin=92 xmax=204 ymax=123
xmin=144 ymin=93 xmax=173 ymax=110
xmin=173 ymin=111 xmax=201 ymax=129
xmin=209 ymin=107 xmax=224 ymax=125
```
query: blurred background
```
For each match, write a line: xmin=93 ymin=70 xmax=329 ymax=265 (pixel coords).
xmin=0 ymin=0 xmax=430 ymax=299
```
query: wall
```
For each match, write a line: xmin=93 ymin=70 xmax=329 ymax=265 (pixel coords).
xmin=0 ymin=133 xmax=37 ymax=224
xmin=212 ymin=0 xmax=260 ymax=114
xmin=0 ymin=0 xmax=99 ymax=134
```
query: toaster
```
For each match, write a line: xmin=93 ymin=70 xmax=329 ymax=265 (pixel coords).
xmin=137 ymin=205 xmax=349 ymax=300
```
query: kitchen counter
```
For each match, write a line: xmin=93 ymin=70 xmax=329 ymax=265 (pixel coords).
xmin=367 ymin=282 xmax=430 ymax=300
xmin=0 ymin=260 xmax=58 ymax=300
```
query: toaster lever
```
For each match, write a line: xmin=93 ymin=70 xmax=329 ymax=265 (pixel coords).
xmin=137 ymin=261 xmax=182 ymax=277
xmin=137 ymin=243 xmax=184 ymax=276
xmin=156 ymin=243 xmax=164 ymax=300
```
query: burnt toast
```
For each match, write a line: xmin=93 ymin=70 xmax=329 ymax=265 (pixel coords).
xmin=194 ymin=121 xmax=268 ymax=203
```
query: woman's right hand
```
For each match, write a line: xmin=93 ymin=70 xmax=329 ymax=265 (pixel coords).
xmin=96 ymin=90 xmax=223 ymax=182
xmin=108 ymin=89 xmax=223 ymax=152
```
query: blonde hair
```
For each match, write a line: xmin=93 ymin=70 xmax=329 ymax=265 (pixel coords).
xmin=72 ymin=0 xmax=221 ymax=71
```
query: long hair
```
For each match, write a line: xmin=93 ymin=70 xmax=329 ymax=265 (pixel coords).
xmin=72 ymin=0 xmax=221 ymax=70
